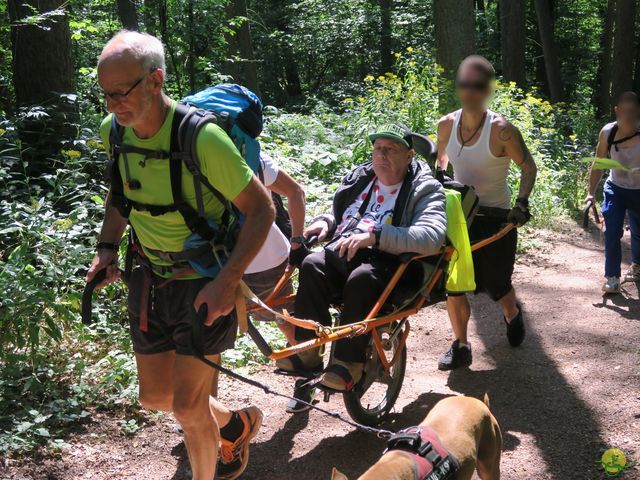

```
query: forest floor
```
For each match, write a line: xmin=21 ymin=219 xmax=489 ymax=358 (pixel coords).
xmin=2 ymin=220 xmax=639 ymax=480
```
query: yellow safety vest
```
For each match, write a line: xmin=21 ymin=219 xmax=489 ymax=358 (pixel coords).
xmin=444 ymin=190 xmax=476 ymax=293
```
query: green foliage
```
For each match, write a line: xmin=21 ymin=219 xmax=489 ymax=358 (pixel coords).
xmin=0 ymin=0 xmax=608 ymax=458
xmin=0 ymin=120 xmax=138 ymax=454
xmin=266 ymin=51 xmax=598 ymax=224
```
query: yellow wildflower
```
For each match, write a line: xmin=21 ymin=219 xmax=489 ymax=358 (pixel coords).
xmin=62 ymin=149 xmax=81 ymax=159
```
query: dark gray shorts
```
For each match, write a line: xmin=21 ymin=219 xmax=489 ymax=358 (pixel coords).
xmin=243 ymin=259 xmax=293 ymax=323
xmin=469 ymin=214 xmax=517 ymax=301
xmin=128 ymin=267 xmax=238 ymax=356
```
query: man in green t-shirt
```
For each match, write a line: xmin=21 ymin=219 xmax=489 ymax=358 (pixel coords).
xmin=86 ymin=31 xmax=274 ymax=480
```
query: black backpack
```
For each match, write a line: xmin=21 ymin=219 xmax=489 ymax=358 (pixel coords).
xmin=108 ymin=103 xmax=238 ymax=245
xmin=108 ymin=99 xmax=292 ymax=251
xmin=257 ymin=166 xmax=292 ymax=239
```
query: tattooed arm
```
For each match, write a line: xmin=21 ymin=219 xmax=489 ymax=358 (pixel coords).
xmin=436 ymin=115 xmax=454 ymax=171
xmin=499 ymin=122 xmax=538 ymax=199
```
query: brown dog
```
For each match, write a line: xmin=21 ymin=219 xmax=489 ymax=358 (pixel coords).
xmin=332 ymin=395 xmax=502 ymax=480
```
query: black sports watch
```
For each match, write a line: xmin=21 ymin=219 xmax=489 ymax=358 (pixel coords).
xmin=96 ymin=241 xmax=119 ymax=252
xmin=290 ymin=235 xmax=306 ymax=246
xmin=515 ymin=197 xmax=529 ymax=209
xmin=369 ymin=225 xmax=382 ymax=247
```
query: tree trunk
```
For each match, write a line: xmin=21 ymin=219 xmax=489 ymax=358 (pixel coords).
xmin=116 ymin=0 xmax=139 ymax=30
xmin=499 ymin=0 xmax=526 ymax=87
xmin=158 ymin=0 xmax=182 ymax=95
xmin=533 ymin=0 xmax=564 ymax=102
xmin=187 ymin=0 xmax=196 ymax=93
xmin=596 ymin=0 xmax=616 ymax=118
xmin=224 ymin=0 xmax=261 ymax=96
xmin=434 ymin=0 xmax=475 ymax=112
xmin=611 ymin=0 xmax=636 ymax=105
xmin=8 ymin=0 xmax=74 ymax=107
xmin=8 ymin=0 xmax=76 ymax=176
xmin=142 ymin=0 xmax=158 ymax=35
xmin=634 ymin=37 xmax=640 ymax=94
xmin=379 ymin=0 xmax=393 ymax=74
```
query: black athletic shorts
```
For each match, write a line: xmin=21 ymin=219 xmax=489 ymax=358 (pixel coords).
xmin=466 ymin=211 xmax=517 ymax=301
xmin=127 ymin=267 xmax=238 ymax=356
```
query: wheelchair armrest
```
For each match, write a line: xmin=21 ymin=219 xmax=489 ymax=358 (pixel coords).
xmin=398 ymin=252 xmax=421 ymax=263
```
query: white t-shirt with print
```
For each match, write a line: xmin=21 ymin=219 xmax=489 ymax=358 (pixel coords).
xmin=337 ymin=179 xmax=402 ymax=235
xmin=245 ymin=152 xmax=291 ymax=274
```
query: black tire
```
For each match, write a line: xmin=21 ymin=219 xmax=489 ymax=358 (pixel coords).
xmin=343 ymin=322 xmax=408 ymax=426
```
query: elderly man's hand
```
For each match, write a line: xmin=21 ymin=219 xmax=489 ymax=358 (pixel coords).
xmin=304 ymin=220 xmax=330 ymax=242
xmin=333 ymin=232 xmax=376 ymax=261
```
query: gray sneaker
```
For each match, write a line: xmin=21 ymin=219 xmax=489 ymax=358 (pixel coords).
xmin=623 ymin=263 xmax=640 ymax=283
xmin=602 ymin=276 xmax=621 ymax=294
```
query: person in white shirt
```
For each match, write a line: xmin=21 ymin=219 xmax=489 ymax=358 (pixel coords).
xmin=243 ymin=151 xmax=307 ymax=343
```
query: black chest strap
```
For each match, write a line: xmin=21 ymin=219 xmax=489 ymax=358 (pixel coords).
xmin=107 ymin=105 xmax=236 ymax=243
xmin=384 ymin=427 xmax=460 ymax=480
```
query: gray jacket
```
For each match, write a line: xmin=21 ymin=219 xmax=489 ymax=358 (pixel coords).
xmin=317 ymin=159 xmax=447 ymax=256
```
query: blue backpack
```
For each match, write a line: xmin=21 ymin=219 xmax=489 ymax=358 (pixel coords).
xmin=182 ymin=83 xmax=264 ymax=173
xmin=109 ymin=84 xmax=266 ymax=278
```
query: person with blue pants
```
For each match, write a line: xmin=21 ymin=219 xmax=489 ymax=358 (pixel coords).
xmin=587 ymin=91 xmax=640 ymax=293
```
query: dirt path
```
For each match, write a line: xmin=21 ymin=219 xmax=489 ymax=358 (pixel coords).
xmin=3 ymin=222 xmax=639 ymax=480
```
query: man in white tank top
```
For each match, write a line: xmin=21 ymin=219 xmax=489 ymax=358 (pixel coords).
xmin=435 ymin=55 xmax=538 ymax=370
xmin=586 ymin=91 xmax=640 ymax=294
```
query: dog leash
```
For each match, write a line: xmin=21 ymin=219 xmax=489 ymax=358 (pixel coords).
xmin=192 ymin=304 xmax=395 ymax=440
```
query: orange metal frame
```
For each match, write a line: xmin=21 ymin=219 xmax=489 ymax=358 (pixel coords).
xmin=250 ymin=224 xmax=515 ymax=371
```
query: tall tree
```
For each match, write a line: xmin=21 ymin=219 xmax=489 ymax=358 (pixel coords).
xmin=596 ymin=0 xmax=616 ymax=117
xmin=116 ymin=0 xmax=139 ymax=30
xmin=7 ymin=0 xmax=75 ymax=175
xmin=8 ymin=0 xmax=74 ymax=107
xmin=634 ymin=40 xmax=640 ymax=94
xmin=611 ymin=0 xmax=636 ymax=104
xmin=533 ymin=0 xmax=564 ymax=101
xmin=187 ymin=0 xmax=196 ymax=93
xmin=224 ymin=0 xmax=261 ymax=96
xmin=499 ymin=0 xmax=526 ymax=87
xmin=434 ymin=0 xmax=475 ymax=111
xmin=379 ymin=0 xmax=393 ymax=74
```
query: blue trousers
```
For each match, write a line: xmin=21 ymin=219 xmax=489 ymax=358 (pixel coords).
xmin=602 ymin=181 xmax=640 ymax=277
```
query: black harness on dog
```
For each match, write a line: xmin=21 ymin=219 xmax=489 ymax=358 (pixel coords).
xmin=384 ymin=426 xmax=460 ymax=480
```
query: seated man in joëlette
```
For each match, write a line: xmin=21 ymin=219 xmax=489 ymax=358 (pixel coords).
xmin=276 ymin=123 xmax=447 ymax=392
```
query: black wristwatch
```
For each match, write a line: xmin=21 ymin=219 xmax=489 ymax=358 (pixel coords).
xmin=290 ymin=235 xmax=306 ymax=246
xmin=96 ymin=241 xmax=119 ymax=252
xmin=369 ymin=225 xmax=382 ymax=247
xmin=515 ymin=197 xmax=529 ymax=209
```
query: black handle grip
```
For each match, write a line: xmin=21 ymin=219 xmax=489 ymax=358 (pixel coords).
xmin=246 ymin=321 xmax=274 ymax=357
xmin=81 ymin=268 xmax=108 ymax=325
xmin=305 ymin=235 xmax=319 ymax=248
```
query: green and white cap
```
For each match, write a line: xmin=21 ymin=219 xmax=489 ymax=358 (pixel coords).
xmin=368 ymin=123 xmax=413 ymax=148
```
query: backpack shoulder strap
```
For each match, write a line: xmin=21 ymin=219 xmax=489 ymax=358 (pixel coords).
xmin=108 ymin=116 xmax=132 ymax=218
xmin=606 ymin=122 xmax=618 ymax=157
xmin=174 ymin=104 xmax=235 ymax=211
xmin=170 ymin=104 xmax=238 ymax=240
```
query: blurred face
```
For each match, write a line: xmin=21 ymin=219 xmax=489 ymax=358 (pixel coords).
xmin=372 ymin=138 xmax=413 ymax=185
xmin=614 ymin=101 xmax=640 ymax=128
xmin=456 ymin=66 xmax=492 ymax=111
xmin=97 ymin=51 xmax=163 ymax=128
